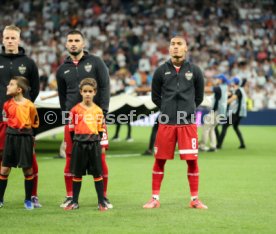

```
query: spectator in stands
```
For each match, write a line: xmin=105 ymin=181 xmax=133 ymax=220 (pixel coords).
xmin=267 ymin=85 xmax=276 ymax=109
xmin=132 ymin=70 xmax=153 ymax=96
xmin=251 ymin=86 xmax=266 ymax=111
xmin=0 ymin=0 xmax=274 ymax=110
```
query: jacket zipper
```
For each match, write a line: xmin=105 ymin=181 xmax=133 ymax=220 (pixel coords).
xmin=176 ymin=69 xmax=180 ymax=112
xmin=9 ymin=59 xmax=13 ymax=78
xmin=75 ymin=63 xmax=79 ymax=84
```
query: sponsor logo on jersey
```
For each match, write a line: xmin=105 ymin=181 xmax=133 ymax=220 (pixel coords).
xmin=84 ymin=63 xmax=92 ymax=72
xmin=64 ymin=70 xmax=70 ymax=74
xmin=165 ymin=71 xmax=171 ymax=75
xmin=18 ymin=64 xmax=26 ymax=74
xmin=185 ymin=71 xmax=193 ymax=80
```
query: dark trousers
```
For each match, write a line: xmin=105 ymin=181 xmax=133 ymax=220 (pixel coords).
xmin=217 ymin=114 xmax=245 ymax=148
xmin=215 ymin=125 xmax=220 ymax=143
xmin=113 ymin=122 xmax=132 ymax=139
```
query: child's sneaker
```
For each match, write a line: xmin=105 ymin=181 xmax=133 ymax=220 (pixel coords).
xmin=0 ymin=201 xmax=4 ymax=208
xmin=60 ymin=196 xmax=73 ymax=208
xmin=103 ymin=197 xmax=113 ymax=209
xmin=24 ymin=200 xmax=34 ymax=210
xmin=64 ymin=201 xmax=79 ymax=210
xmin=31 ymin=196 xmax=42 ymax=208
xmin=189 ymin=199 xmax=208 ymax=209
xmin=143 ymin=198 xmax=160 ymax=209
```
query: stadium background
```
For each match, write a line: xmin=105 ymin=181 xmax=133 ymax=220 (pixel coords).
xmin=0 ymin=1 xmax=276 ymax=234
xmin=1 ymin=0 xmax=275 ymax=111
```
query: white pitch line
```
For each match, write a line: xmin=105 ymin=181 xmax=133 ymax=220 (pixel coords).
xmin=107 ymin=153 xmax=142 ymax=158
xmin=38 ymin=153 xmax=144 ymax=160
xmin=39 ymin=152 xmax=183 ymax=160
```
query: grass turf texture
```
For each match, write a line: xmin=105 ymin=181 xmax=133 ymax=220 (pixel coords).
xmin=1 ymin=125 xmax=276 ymax=234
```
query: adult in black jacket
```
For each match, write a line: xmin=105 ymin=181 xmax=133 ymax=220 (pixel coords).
xmin=143 ymin=35 xmax=207 ymax=209
xmin=0 ymin=25 xmax=41 ymax=208
xmin=56 ymin=30 xmax=112 ymax=209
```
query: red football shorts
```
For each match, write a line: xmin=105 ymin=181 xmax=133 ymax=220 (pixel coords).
xmin=64 ymin=123 xmax=109 ymax=156
xmin=0 ymin=122 xmax=7 ymax=150
xmin=154 ymin=124 xmax=198 ymax=160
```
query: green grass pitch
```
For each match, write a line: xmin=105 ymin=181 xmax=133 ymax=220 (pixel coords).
xmin=1 ymin=125 xmax=276 ymax=234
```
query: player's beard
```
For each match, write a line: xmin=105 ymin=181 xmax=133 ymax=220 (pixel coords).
xmin=69 ymin=50 xmax=82 ymax=56
xmin=171 ymin=55 xmax=185 ymax=66
xmin=172 ymin=55 xmax=185 ymax=63
xmin=172 ymin=55 xmax=182 ymax=59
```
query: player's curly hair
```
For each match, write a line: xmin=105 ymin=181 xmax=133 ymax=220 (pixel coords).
xmin=79 ymin=78 xmax=97 ymax=91
xmin=12 ymin=76 xmax=30 ymax=94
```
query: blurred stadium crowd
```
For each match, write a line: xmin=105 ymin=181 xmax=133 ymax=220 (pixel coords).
xmin=1 ymin=0 xmax=275 ymax=110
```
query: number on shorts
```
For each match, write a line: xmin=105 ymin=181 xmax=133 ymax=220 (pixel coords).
xmin=191 ymin=138 xmax=197 ymax=149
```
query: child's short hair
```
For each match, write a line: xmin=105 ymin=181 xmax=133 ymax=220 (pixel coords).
xmin=79 ymin=78 xmax=97 ymax=91
xmin=12 ymin=76 xmax=30 ymax=94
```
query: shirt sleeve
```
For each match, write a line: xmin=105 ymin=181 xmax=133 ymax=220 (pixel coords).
xmin=28 ymin=59 xmax=40 ymax=102
xmin=56 ymin=68 xmax=67 ymax=111
xmin=151 ymin=67 xmax=163 ymax=109
xmin=97 ymin=109 xmax=104 ymax=133
xmin=193 ymin=65 xmax=204 ymax=107
xmin=30 ymin=104 xmax=39 ymax=128
xmin=96 ymin=57 xmax=110 ymax=116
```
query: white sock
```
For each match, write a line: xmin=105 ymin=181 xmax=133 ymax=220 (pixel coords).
xmin=152 ymin=195 xmax=160 ymax=200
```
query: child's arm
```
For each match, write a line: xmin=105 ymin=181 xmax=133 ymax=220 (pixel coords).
xmin=29 ymin=103 xmax=39 ymax=139
xmin=30 ymin=104 xmax=40 ymax=129
xmin=97 ymin=110 xmax=105 ymax=138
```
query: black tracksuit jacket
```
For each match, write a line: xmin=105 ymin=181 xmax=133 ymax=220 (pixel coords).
xmin=56 ymin=52 xmax=110 ymax=115
xmin=152 ymin=60 xmax=204 ymax=124
xmin=0 ymin=46 xmax=39 ymax=121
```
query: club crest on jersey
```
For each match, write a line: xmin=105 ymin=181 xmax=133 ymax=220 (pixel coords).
xmin=18 ymin=64 xmax=26 ymax=74
xmin=84 ymin=63 xmax=92 ymax=72
xmin=185 ymin=71 xmax=193 ymax=80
